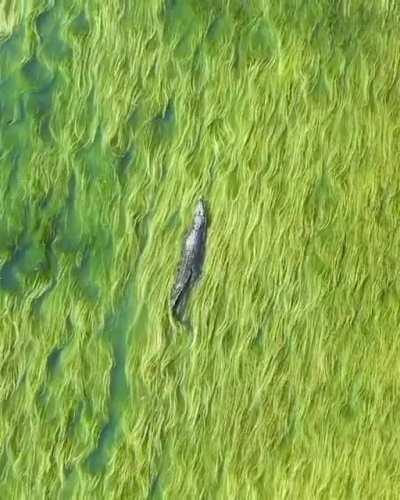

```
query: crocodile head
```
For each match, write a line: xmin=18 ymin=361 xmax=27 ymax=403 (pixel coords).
xmin=193 ymin=199 xmax=207 ymax=231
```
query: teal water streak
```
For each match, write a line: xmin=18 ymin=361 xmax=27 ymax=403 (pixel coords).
xmin=86 ymin=277 xmax=136 ymax=474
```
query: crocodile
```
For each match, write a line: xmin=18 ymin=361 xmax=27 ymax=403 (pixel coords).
xmin=171 ymin=199 xmax=208 ymax=322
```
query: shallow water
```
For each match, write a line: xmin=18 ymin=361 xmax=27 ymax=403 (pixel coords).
xmin=1 ymin=1 xmax=400 ymax=498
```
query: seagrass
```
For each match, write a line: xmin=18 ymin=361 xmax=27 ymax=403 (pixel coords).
xmin=0 ymin=0 xmax=400 ymax=498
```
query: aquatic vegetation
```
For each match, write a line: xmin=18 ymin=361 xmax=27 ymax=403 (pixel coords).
xmin=0 ymin=0 xmax=400 ymax=498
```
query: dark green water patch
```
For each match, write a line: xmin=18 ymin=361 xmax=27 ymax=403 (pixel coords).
xmin=26 ymin=77 xmax=55 ymax=117
xmin=303 ymin=172 xmax=339 ymax=230
xmin=94 ymin=226 xmax=114 ymax=278
xmin=148 ymin=473 xmax=163 ymax=500
xmin=55 ymin=172 xmax=84 ymax=254
xmin=205 ymin=15 xmax=233 ymax=49
xmin=152 ymin=100 xmax=175 ymax=143
xmin=0 ymin=223 xmax=15 ymax=256
xmin=190 ymin=45 xmax=205 ymax=86
xmin=31 ymin=281 xmax=56 ymax=317
xmin=69 ymin=11 xmax=90 ymax=38
xmin=163 ymin=0 xmax=203 ymax=58
xmin=33 ymin=218 xmax=58 ymax=280
xmin=307 ymin=65 xmax=332 ymax=102
xmin=163 ymin=0 xmax=196 ymax=38
xmin=0 ymin=262 xmax=20 ymax=293
xmin=339 ymin=376 xmax=365 ymax=421
xmin=4 ymin=153 xmax=23 ymax=198
xmin=38 ymin=187 xmax=54 ymax=212
xmin=36 ymin=7 xmax=72 ymax=62
xmin=35 ymin=384 xmax=50 ymax=410
xmin=174 ymin=32 xmax=196 ymax=59
xmin=236 ymin=19 xmax=279 ymax=68
xmin=73 ymin=243 xmax=101 ymax=303
xmin=25 ymin=75 xmax=58 ymax=142
xmin=66 ymin=400 xmax=84 ymax=439
xmin=75 ymin=126 xmax=116 ymax=182
xmin=47 ymin=345 xmax=64 ymax=377
xmin=35 ymin=317 xmax=73 ymax=417
xmin=127 ymin=105 xmax=144 ymax=133
xmin=21 ymin=55 xmax=54 ymax=92
xmin=56 ymin=211 xmax=82 ymax=254
xmin=115 ymin=149 xmax=135 ymax=187
xmin=0 ymin=448 xmax=7 ymax=482
xmin=0 ymin=229 xmax=50 ymax=296
xmin=0 ymin=211 xmax=43 ymax=293
xmin=38 ymin=116 xmax=52 ymax=142
xmin=86 ymin=278 xmax=136 ymax=474
xmin=13 ymin=238 xmax=45 ymax=276
xmin=225 ymin=168 xmax=240 ymax=201
xmin=249 ymin=317 xmax=270 ymax=353
xmin=0 ymin=76 xmax=25 ymax=124
xmin=1 ymin=126 xmax=31 ymax=173
xmin=86 ymin=418 xmax=117 ymax=475
xmin=68 ymin=224 xmax=113 ymax=303
xmin=0 ymin=211 xmax=26 ymax=258
xmin=0 ymin=26 xmax=25 ymax=76
xmin=164 ymin=210 xmax=180 ymax=232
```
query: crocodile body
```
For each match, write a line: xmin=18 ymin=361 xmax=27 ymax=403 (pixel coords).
xmin=171 ymin=199 xmax=208 ymax=322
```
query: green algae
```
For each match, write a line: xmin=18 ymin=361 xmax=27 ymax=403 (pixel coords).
xmin=1 ymin=0 xmax=400 ymax=498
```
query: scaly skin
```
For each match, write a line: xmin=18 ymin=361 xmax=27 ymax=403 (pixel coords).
xmin=171 ymin=199 xmax=208 ymax=322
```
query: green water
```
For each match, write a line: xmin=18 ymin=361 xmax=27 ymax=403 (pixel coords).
xmin=1 ymin=0 xmax=400 ymax=498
